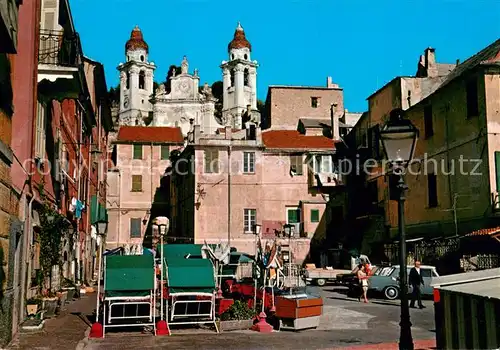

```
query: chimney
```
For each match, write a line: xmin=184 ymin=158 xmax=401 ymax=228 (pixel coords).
xmin=456 ymin=59 xmax=460 ymax=65
xmin=425 ymin=47 xmax=438 ymax=78
xmin=326 ymin=76 xmax=338 ymax=88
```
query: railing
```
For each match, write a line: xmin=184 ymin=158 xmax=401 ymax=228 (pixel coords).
xmin=39 ymin=29 xmax=82 ymax=66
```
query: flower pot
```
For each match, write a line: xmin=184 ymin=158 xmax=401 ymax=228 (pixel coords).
xmin=26 ymin=304 xmax=38 ymax=316
xmin=57 ymin=291 xmax=68 ymax=306
xmin=42 ymin=297 xmax=58 ymax=318
xmin=218 ymin=319 xmax=254 ymax=331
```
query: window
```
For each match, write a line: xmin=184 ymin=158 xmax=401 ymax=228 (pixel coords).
xmin=139 ymin=70 xmax=145 ymax=90
xmin=311 ymin=97 xmax=319 ymax=108
xmin=312 ymin=155 xmax=333 ymax=173
xmin=244 ymin=209 xmax=256 ymax=233
xmin=230 ymin=69 xmax=235 ymax=87
xmin=244 ymin=54 xmax=248 ymax=60
xmin=140 ymin=55 xmax=144 ymax=62
xmin=35 ymin=101 xmax=47 ymax=159
xmin=466 ymin=78 xmax=478 ymax=118
xmin=130 ymin=218 xmax=142 ymax=238
xmin=204 ymin=150 xmax=219 ymax=173
xmin=131 ymin=175 xmax=143 ymax=192
xmin=133 ymin=144 xmax=143 ymax=159
xmin=310 ymin=209 xmax=320 ymax=223
xmin=424 ymin=105 xmax=433 ymax=138
xmin=287 ymin=207 xmax=301 ymax=224
xmin=244 ymin=68 xmax=249 ymax=86
xmin=126 ymin=72 xmax=130 ymax=89
xmin=161 ymin=145 xmax=170 ymax=160
xmin=243 ymin=152 xmax=255 ymax=173
xmin=420 ymin=269 xmax=432 ymax=278
xmin=290 ymin=155 xmax=303 ymax=175
xmin=427 ymin=173 xmax=438 ymax=207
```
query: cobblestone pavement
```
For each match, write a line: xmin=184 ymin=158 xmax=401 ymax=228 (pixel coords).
xmin=7 ymin=286 xmax=437 ymax=349
xmin=6 ymin=293 xmax=95 ymax=350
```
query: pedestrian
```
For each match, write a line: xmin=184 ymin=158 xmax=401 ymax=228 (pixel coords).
xmin=357 ymin=264 xmax=370 ymax=303
xmin=409 ymin=260 xmax=425 ymax=309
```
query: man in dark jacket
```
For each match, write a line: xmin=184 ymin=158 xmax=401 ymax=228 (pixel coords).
xmin=409 ymin=260 xmax=425 ymax=309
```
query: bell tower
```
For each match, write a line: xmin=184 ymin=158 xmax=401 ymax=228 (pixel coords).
xmin=117 ymin=26 xmax=156 ymax=126
xmin=220 ymin=22 xmax=260 ymax=129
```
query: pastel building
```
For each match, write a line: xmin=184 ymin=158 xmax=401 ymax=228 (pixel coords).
xmin=170 ymin=122 xmax=343 ymax=263
xmin=106 ymin=126 xmax=184 ymax=248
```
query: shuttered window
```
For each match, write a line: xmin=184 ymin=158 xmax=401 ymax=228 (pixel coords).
xmin=204 ymin=150 xmax=219 ymax=173
xmin=161 ymin=145 xmax=170 ymax=160
xmin=131 ymin=175 xmax=142 ymax=192
xmin=310 ymin=209 xmax=320 ymax=223
xmin=130 ymin=218 xmax=142 ymax=238
xmin=133 ymin=144 xmax=142 ymax=159
xmin=35 ymin=101 xmax=46 ymax=159
xmin=495 ymin=152 xmax=500 ymax=193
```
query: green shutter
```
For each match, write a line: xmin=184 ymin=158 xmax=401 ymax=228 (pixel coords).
xmin=161 ymin=145 xmax=170 ymax=160
xmin=133 ymin=144 xmax=142 ymax=159
xmin=495 ymin=152 xmax=500 ymax=192
xmin=90 ymin=195 xmax=98 ymax=224
xmin=311 ymin=209 xmax=320 ymax=223
xmin=287 ymin=209 xmax=300 ymax=224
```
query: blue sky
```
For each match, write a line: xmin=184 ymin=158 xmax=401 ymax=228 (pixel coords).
xmin=71 ymin=0 xmax=500 ymax=112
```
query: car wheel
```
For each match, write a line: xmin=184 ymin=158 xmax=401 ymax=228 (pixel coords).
xmin=316 ymin=278 xmax=326 ymax=286
xmin=384 ymin=286 xmax=399 ymax=300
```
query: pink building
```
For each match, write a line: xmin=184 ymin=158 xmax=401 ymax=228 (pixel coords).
xmin=106 ymin=126 xmax=184 ymax=248
xmin=171 ymin=123 xmax=343 ymax=263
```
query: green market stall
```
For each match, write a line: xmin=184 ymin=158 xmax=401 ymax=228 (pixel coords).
xmin=102 ymin=254 xmax=157 ymax=336
xmin=159 ymin=244 xmax=219 ymax=333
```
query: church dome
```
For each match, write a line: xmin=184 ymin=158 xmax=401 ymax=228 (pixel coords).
xmin=125 ymin=25 xmax=149 ymax=53
xmin=228 ymin=22 xmax=251 ymax=52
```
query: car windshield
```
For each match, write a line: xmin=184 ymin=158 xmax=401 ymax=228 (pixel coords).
xmin=375 ymin=267 xmax=394 ymax=276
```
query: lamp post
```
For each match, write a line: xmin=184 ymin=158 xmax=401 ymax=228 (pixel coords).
xmin=379 ymin=108 xmax=419 ymax=350
xmin=94 ymin=219 xmax=108 ymax=325
xmin=153 ymin=216 xmax=169 ymax=322
xmin=283 ymin=224 xmax=293 ymax=294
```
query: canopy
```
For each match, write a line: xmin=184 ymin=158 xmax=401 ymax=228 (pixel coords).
xmin=105 ymin=255 xmax=155 ymax=292
xmin=166 ymin=258 xmax=216 ymax=294
xmin=158 ymin=244 xmax=214 ymax=263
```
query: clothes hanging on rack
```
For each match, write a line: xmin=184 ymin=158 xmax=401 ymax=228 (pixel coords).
xmin=75 ymin=200 xmax=84 ymax=219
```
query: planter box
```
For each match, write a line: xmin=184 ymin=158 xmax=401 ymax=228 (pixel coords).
xmin=26 ymin=304 xmax=38 ymax=316
xmin=42 ymin=297 xmax=58 ymax=318
xmin=218 ymin=319 xmax=254 ymax=331
xmin=275 ymin=294 xmax=323 ymax=331
xmin=57 ymin=291 xmax=68 ymax=306
xmin=62 ymin=287 xmax=76 ymax=300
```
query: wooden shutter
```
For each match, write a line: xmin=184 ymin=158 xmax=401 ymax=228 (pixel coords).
xmin=161 ymin=145 xmax=170 ymax=160
xmin=132 ymin=175 xmax=142 ymax=192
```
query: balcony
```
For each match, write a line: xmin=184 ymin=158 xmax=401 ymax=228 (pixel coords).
xmin=37 ymin=29 xmax=84 ymax=100
xmin=308 ymin=170 xmax=344 ymax=189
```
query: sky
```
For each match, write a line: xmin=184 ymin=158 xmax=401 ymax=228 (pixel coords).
xmin=70 ymin=0 xmax=500 ymax=113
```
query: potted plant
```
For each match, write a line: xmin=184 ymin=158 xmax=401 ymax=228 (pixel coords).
xmin=26 ymin=298 xmax=42 ymax=317
xmin=218 ymin=300 xmax=256 ymax=331
xmin=61 ymin=278 xmax=77 ymax=300
xmin=41 ymin=289 xmax=59 ymax=318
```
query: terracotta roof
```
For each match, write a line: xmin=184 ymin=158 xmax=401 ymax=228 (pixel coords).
xmin=228 ymin=22 xmax=251 ymax=51
xmin=466 ymin=227 xmax=500 ymax=237
xmin=125 ymin=26 xmax=149 ymax=53
xmin=116 ymin=126 xmax=184 ymax=144
xmin=262 ymin=130 xmax=335 ymax=150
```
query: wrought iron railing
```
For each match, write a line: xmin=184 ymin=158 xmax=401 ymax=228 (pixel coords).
xmin=38 ymin=29 xmax=82 ymax=66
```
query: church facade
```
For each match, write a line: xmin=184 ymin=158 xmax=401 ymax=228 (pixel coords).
xmin=115 ymin=23 xmax=259 ymax=136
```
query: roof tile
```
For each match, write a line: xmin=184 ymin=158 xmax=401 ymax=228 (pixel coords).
xmin=116 ymin=126 xmax=184 ymax=144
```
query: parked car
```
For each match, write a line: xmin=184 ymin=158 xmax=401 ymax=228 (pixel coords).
xmin=368 ymin=265 xmax=439 ymax=300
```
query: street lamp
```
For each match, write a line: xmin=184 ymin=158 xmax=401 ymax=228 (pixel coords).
xmin=153 ymin=216 xmax=170 ymax=322
xmin=94 ymin=218 xmax=108 ymax=325
xmin=379 ymin=108 xmax=419 ymax=350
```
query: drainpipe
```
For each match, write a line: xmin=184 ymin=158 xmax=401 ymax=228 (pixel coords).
xmin=227 ymin=145 xmax=232 ymax=246
xmin=76 ymin=100 xmax=84 ymax=282
xmin=21 ymin=192 xmax=37 ymax=319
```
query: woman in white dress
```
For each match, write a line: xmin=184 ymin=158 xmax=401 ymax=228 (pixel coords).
xmin=356 ymin=264 xmax=370 ymax=303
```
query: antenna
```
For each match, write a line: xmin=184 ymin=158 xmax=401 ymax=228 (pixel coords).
xmin=440 ymin=193 xmax=472 ymax=237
